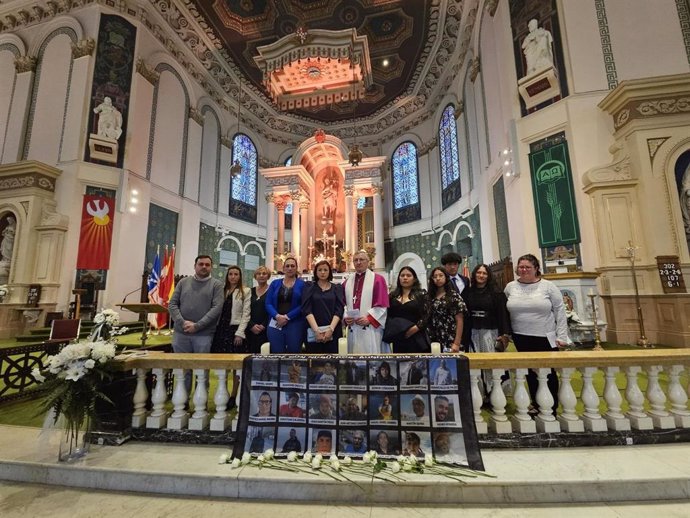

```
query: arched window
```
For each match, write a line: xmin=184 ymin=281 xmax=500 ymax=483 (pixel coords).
xmin=229 ymin=133 xmax=258 ymax=223
xmin=391 ymin=141 xmax=421 ymax=225
xmin=284 ymin=156 xmax=292 ymax=166
xmin=439 ymin=104 xmax=461 ymax=208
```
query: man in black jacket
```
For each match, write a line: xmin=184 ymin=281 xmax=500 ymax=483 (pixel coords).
xmin=441 ymin=252 xmax=471 ymax=350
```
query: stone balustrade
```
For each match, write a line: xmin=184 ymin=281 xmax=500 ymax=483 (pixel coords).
xmin=113 ymin=350 xmax=690 ymax=438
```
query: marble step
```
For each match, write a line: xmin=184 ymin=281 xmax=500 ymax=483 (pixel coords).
xmin=1 ymin=425 xmax=690 ymax=504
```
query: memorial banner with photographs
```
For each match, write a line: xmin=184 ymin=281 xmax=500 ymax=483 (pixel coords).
xmin=232 ymin=355 xmax=484 ymax=471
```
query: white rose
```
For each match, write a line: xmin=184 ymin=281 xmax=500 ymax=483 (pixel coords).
xmin=424 ymin=454 xmax=434 ymax=467
xmin=329 ymin=454 xmax=338 ymax=463
xmin=391 ymin=461 xmax=401 ymax=473
xmin=403 ymin=463 xmax=413 ymax=472
xmin=287 ymin=451 xmax=298 ymax=462
xmin=31 ymin=368 xmax=45 ymax=383
xmin=342 ymin=456 xmax=352 ymax=466
xmin=397 ymin=455 xmax=406 ymax=463
xmin=84 ymin=359 xmax=96 ymax=370
xmin=230 ymin=458 xmax=241 ymax=469
xmin=241 ymin=452 xmax=251 ymax=464
xmin=218 ymin=454 xmax=229 ymax=464
xmin=311 ymin=456 xmax=321 ymax=469
xmin=257 ymin=454 xmax=265 ymax=463
xmin=362 ymin=452 xmax=371 ymax=463
xmin=303 ymin=452 xmax=313 ymax=463
xmin=264 ymin=449 xmax=274 ymax=460
xmin=331 ymin=460 xmax=341 ymax=472
xmin=408 ymin=455 xmax=417 ymax=466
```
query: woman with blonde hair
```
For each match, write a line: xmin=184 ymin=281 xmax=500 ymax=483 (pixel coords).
xmin=211 ymin=265 xmax=251 ymax=408
xmin=247 ymin=265 xmax=271 ymax=353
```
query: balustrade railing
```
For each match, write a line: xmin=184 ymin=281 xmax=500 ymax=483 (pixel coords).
xmin=113 ymin=350 xmax=690 ymax=438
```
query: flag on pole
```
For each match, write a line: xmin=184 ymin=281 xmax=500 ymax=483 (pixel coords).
xmin=462 ymin=256 xmax=470 ymax=279
xmin=157 ymin=245 xmax=172 ymax=328
xmin=147 ymin=246 xmax=161 ymax=329
xmin=166 ymin=245 xmax=176 ymax=302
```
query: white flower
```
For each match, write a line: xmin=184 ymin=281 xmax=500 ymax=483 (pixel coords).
xmin=31 ymin=368 xmax=45 ymax=383
xmin=264 ymin=448 xmax=274 ymax=460
xmin=314 ymin=453 xmax=323 ymax=463
xmin=303 ymin=452 xmax=312 ymax=463
xmin=407 ymin=455 xmax=417 ymax=466
xmin=230 ymin=458 xmax=241 ymax=469
xmin=397 ymin=455 xmax=406 ymax=463
xmin=403 ymin=462 xmax=413 ymax=472
xmin=311 ymin=456 xmax=322 ymax=469
xmin=391 ymin=461 xmax=401 ymax=473
xmin=362 ymin=452 xmax=371 ymax=463
xmin=331 ymin=460 xmax=341 ymax=472
xmin=342 ymin=456 xmax=352 ymax=466
xmin=287 ymin=451 xmax=298 ymax=462
xmin=65 ymin=366 xmax=85 ymax=381
xmin=257 ymin=454 xmax=265 ymax=463
xmin=424 ymin=454 xmax=434 ymax=467
xmin=218 ymin=454 xmax=229 ymax=464
xmin=84 ymin=359 xmax=96 ymax=370
xmin=241 ymin=452 xmax=251 ymax=464
xmin=329 ymin=454 xmax=338 ymax=463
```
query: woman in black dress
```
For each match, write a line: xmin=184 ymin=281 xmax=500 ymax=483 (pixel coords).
xmin=426 ymin=266 xmax=466 ymax=353
xmin=385 ymin=266 xmax=430 ymax=353
xmin=247 ymin=265 xmax=271 ymax=354
xmin=301 ymin=260 xmax=344 ymax=354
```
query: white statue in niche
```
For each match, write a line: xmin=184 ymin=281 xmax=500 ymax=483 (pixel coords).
xmin=93 ymin=97 xmax=123 ymax=140
xmin=522 ymin=19 xmax=554 ymax=75
xmin=0 ymin=215 xmax=16 ymax=284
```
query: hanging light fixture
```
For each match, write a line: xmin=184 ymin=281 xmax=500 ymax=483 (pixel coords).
xmin=230 ymin=77 xmax=243 ymax=178
xmin=348 ymin=45 xmax=363 ymax=167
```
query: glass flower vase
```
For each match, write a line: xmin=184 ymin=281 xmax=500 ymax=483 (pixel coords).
xmin=58 ymin=417 xmax=91 ymax=462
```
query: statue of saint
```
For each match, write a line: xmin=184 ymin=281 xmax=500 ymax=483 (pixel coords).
xmin=0 ymin=216 xmax=16 ymax=263
xmin=93 ymin=97 xmax=123 ymax=140
xmin=522 ymin=19 xmax=554 ymax=75
xmin=321 ymin=171 xmax=339 ymax=222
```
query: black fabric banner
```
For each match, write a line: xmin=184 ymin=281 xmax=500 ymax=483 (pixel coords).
xmin=233 ymin=354 xmax=484 ymax=471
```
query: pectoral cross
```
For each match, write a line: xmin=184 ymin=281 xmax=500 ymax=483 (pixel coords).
xmin=352 ymin=293 xmax=357 ymax=306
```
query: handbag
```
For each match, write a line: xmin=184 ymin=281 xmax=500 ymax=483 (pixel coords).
xmin=307 ymin=325 xmax=331 ymax=342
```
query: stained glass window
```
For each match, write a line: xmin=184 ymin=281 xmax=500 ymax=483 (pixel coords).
xmin=229 ymin=133 xmax=258 ymax=223
xmin=392 ymin=142 xmax=420 ymax=209
xmin=391 ymin=142 xmax=421 ymax=224
xmin=285 ymin=156 xmax=292 ymax=166
xmin=439 ymin=104 xmax=461 ymax=207
xmin=357 ymin=197 xmax=366 ymax=210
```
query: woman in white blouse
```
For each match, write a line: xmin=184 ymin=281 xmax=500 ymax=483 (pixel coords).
xmin=504 ymin=254 xmax=569 ymax=415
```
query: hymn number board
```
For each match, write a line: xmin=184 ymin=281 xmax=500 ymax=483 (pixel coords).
xmin=656 ymin=256 xmax=686 ymax=294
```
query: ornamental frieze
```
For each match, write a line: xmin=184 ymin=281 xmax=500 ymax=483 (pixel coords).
xmin=71 ymin=38 xmax=95 ymax=59
xmin=0 ymin=173 xmax=55 ymax=192
xmin=613 ymin=95 xmax=690 ymax=129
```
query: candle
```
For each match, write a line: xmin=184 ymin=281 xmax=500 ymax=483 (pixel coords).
xmin=588 ymin=288 xmax=595 ymax=296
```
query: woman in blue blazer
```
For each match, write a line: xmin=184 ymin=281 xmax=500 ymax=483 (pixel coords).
xmin=265 ymin=256 xmax=306 ymax=353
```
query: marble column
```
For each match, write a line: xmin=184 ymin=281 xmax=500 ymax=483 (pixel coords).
xmin=276 ymin=200 xmax=286 ymax=270
xmin=3 ymin=57 xmax=36 ymax=163
xmin=290 ymin=191 xmax=301 ymax=267
xmin=372 ymin=183 xmax=385 ymax=270
xmin=344 ymin=184 xmax=354 ymax=255
xmin=300 ymin=200 xmax=310 ymax=268
xmin=265 ymin=193 xmax=276 ymax=272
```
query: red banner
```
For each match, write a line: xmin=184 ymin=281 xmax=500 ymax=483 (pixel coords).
xmin=76 ymin=195 xmax=115 ymax=269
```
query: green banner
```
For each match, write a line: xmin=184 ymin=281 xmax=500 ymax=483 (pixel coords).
xmin=529 ymin=139 xmax=580 ymax=247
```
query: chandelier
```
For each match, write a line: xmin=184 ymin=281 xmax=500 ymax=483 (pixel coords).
xmin=254 ymin=28 xmax=372 ymax=111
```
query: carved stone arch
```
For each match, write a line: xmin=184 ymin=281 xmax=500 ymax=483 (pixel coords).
xmin=243 ymin=240 xmax=266 ymax=258
xmin=292 ymin=134 xmax=348 ymax=167
xmin=435 ymin=229 xmax=454 ymax=250
xmin=146 ymin=62 xmax=190 ymax=195
xmin=28 ymin=16 xmax=82 ymax=57
xmin=199 ymin=103 xmax=223 ymax=210
xmin=452 ymin=220 xmax=474 ymax=242
xmin=0 ymin=34 xmax=25 ymax=57
xmin=386 ymin=132 xmax=424 ymax=158
xmin=391 ymin=252 xmax=428 ymax=290
xmin=216 ymin=234 xmax=244 ymax=253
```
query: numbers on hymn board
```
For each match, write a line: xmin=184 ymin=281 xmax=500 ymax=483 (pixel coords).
xmin=656 ymin=257 xmax=685 ymax=293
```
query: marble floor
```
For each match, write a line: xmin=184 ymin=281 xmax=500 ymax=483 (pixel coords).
xmin=1 ymin=423 xmax=690 ymax=515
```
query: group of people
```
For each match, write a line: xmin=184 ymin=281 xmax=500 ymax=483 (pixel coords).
xmin=168 ymin=251 xmax=569 ymax=414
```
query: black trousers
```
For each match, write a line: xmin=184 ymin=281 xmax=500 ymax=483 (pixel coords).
xmin=512 ymin=334 xmax=559 ymax=414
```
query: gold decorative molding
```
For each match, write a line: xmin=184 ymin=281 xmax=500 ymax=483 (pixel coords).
xmin=14 ymin=56 xmax=36 ymax=73
xmin=265 ymin=192 xmax=275 ymax=204
xmin=71 ymin=38 xmax=95 ymax=59
xmin=221 ymin=136 xmax=232 ymax=148
xmin=454 ymin=100 xmax=464 ymax=118
xmin=299 ymin=200 xmax=310 ymax=210
xmin=275 ymin=200 xmax=287 ymax=211
xmin=647 ymin=137 xmax=670 ymax=161
xmin=343 ymin=184 xmax=356 ymax=197
xmin=289 ymin=189 xmax=301 ymax=201
xmin=136 ymin=58 xmax=159 ymax=85
xmin=469 ymin=57 xmax=481 ymax=83
xmin=188 ymin=107 xmax=204 ymax=125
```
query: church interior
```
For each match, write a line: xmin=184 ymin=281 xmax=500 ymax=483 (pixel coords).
xmin=1 ymin=0 xmax=690 ymax=513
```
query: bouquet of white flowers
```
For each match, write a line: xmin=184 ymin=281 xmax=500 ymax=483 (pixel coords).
xmin=89 ymin=308 xmax=128 ymax=341
xmin=32 ymin=340 xmax=117 ymax=460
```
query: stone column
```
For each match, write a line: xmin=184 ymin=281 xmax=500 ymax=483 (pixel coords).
xmin=276 ymin=199 xmax=286 ymax=270
xmin=300 ymin=200 xmax=310 ymax=268
xmin=372 ymin=183 xmax=385 ymax=271
xmin=265 ymin=193 xmax=276 ymax=272
xmin=351 ymin=193 xmax=359 ymax=252
xmin=290 ymin=190 xmax=301 ymax=267
xmin=3 ymin=57 xmax=36 ymax=163
xmin=344 ymin=184 xmax=354 ymax=255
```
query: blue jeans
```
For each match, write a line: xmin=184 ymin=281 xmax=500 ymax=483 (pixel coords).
xmin=172 ymin=333 xmax=213 ymax=395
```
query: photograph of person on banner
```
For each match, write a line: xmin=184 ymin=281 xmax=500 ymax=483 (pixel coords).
xmin=369 ymin=360 xmax=398 ymax=388
xmin=250 ymin=390 xmax=277 ymax=421
xmin=245 ymin=426 xmax=275 ymax=453
xmin=278 ymin=427 xmax=305 ymax=454
xmin=369 ymin=393 xmax=398 ymax=425
xmin=432 ymin=431 xmax=468 ymax=464
xmin=432 ymin=394 xmax=462 ymax=427
xmin=429 ymin=358 xmax=458 ymax=389
xmin=338 ymin=359 xmax=367 ymax=388
xmin=339 ymin=394 xmax=367 ymax=422
xmin=402 ymin=431 xmax=431 ymax=458
xmin=252 ymin=359 xmax=278 ymax=387
xmin=340 ymin=429 xmax=368 ymax=455
xmin=400 ymin=393 xmax=430 ymax=426
xmin=281 ymin=358 xmax=306 ymax=387
xmin=310 ymin=359 xmax=337 ymax=387
xmin=278 ymin=391 xmax=306 ymax=420
xmin=310 ymin=429 xmax=335 ymax=454
xmin=308 ymin=393 xmax=337 ymax=423
xmin=399 ymin=359 xmax=428 ymax=389
xmin=370 ymin=429 xmax=401 ymax=457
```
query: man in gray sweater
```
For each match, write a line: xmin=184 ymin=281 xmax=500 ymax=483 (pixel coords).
xmin=168 ymin=254 xmax=224 ymax=354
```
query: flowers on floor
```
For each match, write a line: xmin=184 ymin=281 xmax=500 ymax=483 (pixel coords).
xmin=219 ymin=449 xmax=492 ymax=485
xmin=89 ymin=308 xmax=128 ymax=341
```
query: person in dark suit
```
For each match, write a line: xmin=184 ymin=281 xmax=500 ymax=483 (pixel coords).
xmin=441 ymin=252 xmax=471 ymax=349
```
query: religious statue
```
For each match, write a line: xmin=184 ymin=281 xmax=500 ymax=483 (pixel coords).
xmin=321 ymin=170 xmax=339 ymax=225
xmin=0 ymin=216 xmax=16 ymax=263
xmin=522 ymin=19 xmax=554 ymax=75
xmin=93 ymin=97 xmax=123 ymax=140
